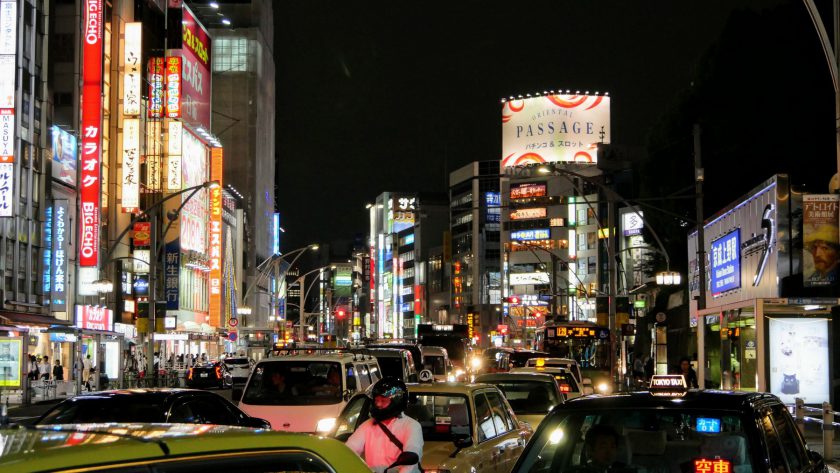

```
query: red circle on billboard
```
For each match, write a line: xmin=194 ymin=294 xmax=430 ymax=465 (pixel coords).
xmin=229 ymin=318 xmax=239 ymax=327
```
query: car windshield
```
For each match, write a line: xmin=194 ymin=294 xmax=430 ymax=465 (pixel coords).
xmin=420 ymin=336 xmax=467 ymax=363
xmin=486 ymin=380 xmax=560 ymax=414
xmin=516 ymin=408 xmax=754 ymax=473
xmin=38 ymin=397 xmax=165 ymax=424
xmin=404 ymin=393 xmax=472 ymax=442
xmin=424 ymin=355 xmax=447 ymax=375
xmin=375 ymin=356 xmax=404 ymax=380
xmin=241 ymin=361 xmax=343 ymax=405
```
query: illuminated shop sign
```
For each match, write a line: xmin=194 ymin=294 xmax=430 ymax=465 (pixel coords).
xmin=147 ymin=57 xmax=165 ymax=118
xmin=121 ymin=118 xmax=140 ymax=211
xmin=133 ymin=249 xmax=150 ymax=274
xmin=509 ymin=272 xmax=550 ymax=285
xmin=0 ymin=1 xmax=15 ymax=218
xmin=51 ymin=126 xmax=77 ymax=187
xmin=165 ymin=56 xmax=182 ymax=118
xmin=273 ymin=213 xmax=280 ymax=255
xmin=179 ymin=128 xmax=207 ymax=252
xmin=79 ymin=0 xmax=104 ymax=266
xmin=167 ymin=120 xmax=182 ymax=190
xmin=145 ymin=121 xmax=162 ymax=191
xmin=179 ymin=5 xmax=212 ymax=128
xmin=165 ymin=240 xmax=180 ymax=310
xmin=710 ymin=229 xmax=741 ymax=294
xmin=510 ymin=182 xmax=546 ymax=199
xmin=208 ymin=147 xmax=223 ymax=327
xmin=502 ymin=94 xmax=610 ymax=167
xmin=511 ymin=207 xmax=547 ymax=220
xmin=123 ymin=23 xmax=142 ymax=116
xmin=485 ymin=192 xmax=501 ymax=223
xmin=623 ymin=211 xmax=644 ymax=236
xmin=52 ymin=200 xmax=68 ymax=311
xmin=511 ymin=228 xmax=550 ymax=242
xmin=75 ymin=305 xmax=114 ymax=332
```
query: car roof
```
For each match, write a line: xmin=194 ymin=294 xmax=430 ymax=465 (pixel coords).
xmin=421 ymin=346 xmax=447 ymax=355
xmin=475 ymin=372 xmax=558 ymax=383
xmin=364 ymin=348 xmax=407 ymax=357
xmin=0 ymin=424 xmax=368 ymax=471
xmin=67 ymin=388 xmax=201 ymax=400
xmin=512 ymin=366 xmax=570 ymax=374
xmin=558 ymin=390 xmax=779 ymax=411
xmin=405 ymin=382 xmax=500 ymax=395
xmin=260 ymin=352 xmax=362 ymax=363
xmin=532 ymin=357 xmax=576 ymax=363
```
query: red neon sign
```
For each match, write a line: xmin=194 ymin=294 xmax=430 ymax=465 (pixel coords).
xmin=694 ymin=458 xmax=731 ymax=473
xmin=208 ymin=147 xmax=223 ymax=328
xmin=79 ymin=0 xmax=103 ymax=267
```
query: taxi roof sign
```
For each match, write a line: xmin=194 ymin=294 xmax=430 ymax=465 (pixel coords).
xmin=648 ymin=374 xmax=688 ymax=396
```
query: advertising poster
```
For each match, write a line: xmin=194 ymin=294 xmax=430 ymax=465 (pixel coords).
xmin=50 ymin=126 xmax=77 ymax=187
xmin=502 ymin=94 xmax=610 ymax=167
xmin=769 ymin=318 xmax=829 ymax=404
xmin=710 ymin=229 xmax=741 ymax=295
xmin=0 ymin=336 xmax=22 ymax=387
xmin=133 ymin=222 xmax=151 ymax=247
xmin=178 ymin=5 xmax=212 ymax=129
xmin=510 ymin=182 xmax=546 ymax=199
xmin=75 ymin=305 xmax=114 ymax=332
xmin=179 ymin=128 xmax=207 ymax=252
xmin=803 ymin=194 xmax=840 ymax=287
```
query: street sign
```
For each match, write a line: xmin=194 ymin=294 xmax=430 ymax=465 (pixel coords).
xmin=229 ymin=317 xmax=239 ymax=327
xmin=228 ymin=331 xmax=238 ymax=342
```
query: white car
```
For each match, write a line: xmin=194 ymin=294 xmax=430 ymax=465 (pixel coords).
xmin=421 ymin=346 xmax=454 ymax=382
xmin=524 ymin=357 xmax=583 ymax=383
xmin=511 ymin=366 xmax=593 ymax=399
xmin=223 ymin=357 xmax=253 ymax=385
xmin=238 ymin=352 xmax=381 ymax=433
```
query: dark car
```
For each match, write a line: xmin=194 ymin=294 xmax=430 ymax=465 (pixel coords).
xmin=187 ymin=361 xmax=226 ymax=389
xmin=366 ymin=342 xmax=424 ymax=372
xmin=512 ymin=376 xmax=827 ymax=473
xmin=509 ymin=349 xmax=549 ymax=368
xmin=35 ymin=388 xmax=271 ymax=428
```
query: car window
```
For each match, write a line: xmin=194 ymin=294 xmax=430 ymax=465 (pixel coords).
xmin=406 ymin=393 xmax=471 ymax=442
xmin=170 ymin=398 xmax=238 ymax=425
xmin=474 ymin=392 xmax=496 ymax=442
xmin=369 ymin=364 xmax=381 ymax=383
xmin=485 ymin=390 xmax=516 ymax=433
xmin=771 ymin=404 xmax=810 ymax=472
xmin=480 ymin=379 xmax=560 ymax=415
xmin=242 ymin=361 xmax=343 ymax=406
xmin=761 ymin=411 xmax=788 ymax=473
xmin=38 ymin=398 xmax=165 ymax=424
xmin=335 ymin=395 xmax=370 ymax=440
xmin=150 ymin=451 xmax=335 ymax=472
xmin=356 ymin=363 xmax=372 ymax=389
xmin=345 ymin=364 xmax=358 ymax=392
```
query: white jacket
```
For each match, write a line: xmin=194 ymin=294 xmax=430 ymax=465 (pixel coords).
xmin=346 ymin=415 xmax=423 ymax=473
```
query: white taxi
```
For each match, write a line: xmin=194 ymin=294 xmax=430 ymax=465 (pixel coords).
xmin=332 ymin=382 xmax=533 ymax=473
xmin=238 ymin=351 xmax=381 ymax=433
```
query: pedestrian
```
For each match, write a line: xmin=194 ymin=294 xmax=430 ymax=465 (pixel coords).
xmin=27 ymin=355 xmax=39 ymax=380
xmin=53 ymin=359 xmax=64 ymax=381
xmin=632 ymin=353 xmax=645 ymax=388
xmin=39 ymin=355 xmax=51 ymax=380
xmin=82 ymin=355 xmax=92 ymax=391
xmin=675 ymin=356 xmax=698 ymax=388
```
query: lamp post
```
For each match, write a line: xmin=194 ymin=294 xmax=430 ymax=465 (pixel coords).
xmin=288 ymin=265 xmax=335 ymax=344
xmin=239 ymin=244 xmax=319 ymax=323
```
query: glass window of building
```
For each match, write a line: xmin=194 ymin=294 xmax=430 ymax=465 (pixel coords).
xmin=213 ymin=37 xmax=251 ymax=72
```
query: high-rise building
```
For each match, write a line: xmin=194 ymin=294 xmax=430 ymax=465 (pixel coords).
xmin=208 ymin=0 xmax=276 ymax=343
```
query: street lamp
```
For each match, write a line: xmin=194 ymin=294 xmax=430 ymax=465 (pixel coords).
xmin=655 ymin=271 xmax=682 ymax=286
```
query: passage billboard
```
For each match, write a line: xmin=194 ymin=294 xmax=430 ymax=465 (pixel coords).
xmin=803 ymin=194 xmax=840 ymax=287
xmin=179 ymin=5 xmax=211 ymax=129
xmin=768 ymin=317 xmax=829 ymax=404
xmin=710 ymin=229 xmax=740 ymax=295
xmin=502 ymin=94 xmax=610 ymax=167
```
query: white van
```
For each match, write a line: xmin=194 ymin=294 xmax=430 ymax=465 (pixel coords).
xmin=238 ymin=352 xmax=381 ymax=433
xmin=421 ymin=346 xmax=453 ymax=382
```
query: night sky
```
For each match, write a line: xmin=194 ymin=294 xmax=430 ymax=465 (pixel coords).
xmin=273 ymin=0 xmax=821 ymax=252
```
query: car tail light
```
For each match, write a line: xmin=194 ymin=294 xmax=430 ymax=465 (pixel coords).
xmin=559 ymin=384 xmax=570 ymax=393
xmin=215 ymin=366 xmax=222 ymax=379
xmin=187 ymin=368 xmax=193 ymax=380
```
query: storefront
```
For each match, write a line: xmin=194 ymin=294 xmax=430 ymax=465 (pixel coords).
xmin=73 ymin=305 xmax=124 ymax=388
xmin=689 ymin=174 xmax=838 ymax=404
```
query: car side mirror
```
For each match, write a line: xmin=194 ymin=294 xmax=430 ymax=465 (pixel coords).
xmin=245 ymin=416 xmax=271 ymax=429
xmin=343 ymin=389 xmax=353 ymax=401
xmin=582 ymin=377 xmax=592 ymax=385
xmin=387 ymin=451 xmax=419 ymax=469
xmin=450 ymin=435 xmax=473 ymax=458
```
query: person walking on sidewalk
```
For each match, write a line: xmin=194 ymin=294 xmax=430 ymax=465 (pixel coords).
xmin=82 ymin=355 xmax=92 ymax=391
xmin=38 ymin=356 xmax=51 ymax=380
xmin=53 ymin=359 xmax=64 ymax=381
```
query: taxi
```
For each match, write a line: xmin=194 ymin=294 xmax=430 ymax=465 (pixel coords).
xmin=474 ymin=371 xmax=564 ymax=430
xmin=0 ymin=423 xmax=372 ymax=472
xmin=332 ymin=382 xmax=533 ymax=473
xmin=512 ymin=375 xmax=828 ymax=473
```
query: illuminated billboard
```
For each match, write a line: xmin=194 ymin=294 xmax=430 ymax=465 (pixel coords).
xmin=179 ymin=5 xmax=212 ymax=129
xmin=79 ymin=0 xmax=104 ymax=266
xmin=50 ymin=127 xmax=77 ymax=187
xmin=510 ymin=182 xmax=546 ymax=199
xmin=147 ymin=58 xmax=165 ymax=118
xmin=502 ymin=94 xmax=610 ymax=167
xmin=769 ymin=317 xmax=829 ymax=404
xmin=208 ymin=147 xmax=223 ymax=327
xmin=803 ymin=194 xmax=840 ymax=288
xmin=511 ymin=228 xmax=550 ymax=242
xmin=0 ymin=0 xmax=15 ymax=217
xmin=179 ymin=128 xmax=207 ymax=252
xmin=710 ymin=229 xmax=740 ymax=295
xmin=123 ymin=23 xmax=142 ymax=116
xmin=511 ymin=207 xmax=547 ymax=220
xmin=165 ymin=56 xmax=182 ymax=118
xmin=75 ymin=305 xmax=114 ymax=332
xmin=121 ymin=118 xmax=140 ymax=211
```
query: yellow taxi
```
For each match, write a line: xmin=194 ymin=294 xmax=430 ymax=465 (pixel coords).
xmin=0 ymin=423 xmax=373 ymax=472
xmin=332 ymin=382 xmax=533 ymax=473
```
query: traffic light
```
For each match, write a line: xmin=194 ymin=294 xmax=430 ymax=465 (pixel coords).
xmin=505 ymin=296 xmax=521 ymax=304
xmin=336 ymin=308 xmax=346 ymax=319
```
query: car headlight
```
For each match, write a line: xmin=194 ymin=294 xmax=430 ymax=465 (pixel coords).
xmin=470 ymin=357 xmax=482 ymax=370
xmin=316 ymin=417 xmax=336 ymax=433
xmin=596 ymin=382 xmax=611 ymax=394
xmin=446 ymin=374 xmax=456 ymax=382
xmin=455 ymin=369 xmax=465 ymax=377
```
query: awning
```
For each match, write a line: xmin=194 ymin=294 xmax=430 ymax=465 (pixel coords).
xmin=0 ymin=311 xmax=72 ymax=327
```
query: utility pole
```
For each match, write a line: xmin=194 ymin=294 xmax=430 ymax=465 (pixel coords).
xmin=147 ymin=207 xmax=158 ymax=384
xmin=607 ymin=188 xmax=620 ymax=387
xmin=694 ymin=124 xmax=707 ymax=312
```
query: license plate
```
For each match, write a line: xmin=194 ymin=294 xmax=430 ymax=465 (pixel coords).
xmin=200 ymin=373 xmax=208 ymax=377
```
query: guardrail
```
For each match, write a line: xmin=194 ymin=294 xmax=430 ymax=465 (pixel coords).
xmin=792 ymin=398 xmax=840 ymax=459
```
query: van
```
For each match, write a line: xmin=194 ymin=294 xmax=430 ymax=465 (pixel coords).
xmin=364 ymin=348 xmax=417 ymax=383
xmin=420 ymin=346 xmax=454 ymax=382
xmin=238 ymin=352 xmax=381 ymax=433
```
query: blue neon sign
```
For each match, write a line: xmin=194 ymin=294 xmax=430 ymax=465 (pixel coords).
xmin=710 ymin=229 xmax=741 ymax=294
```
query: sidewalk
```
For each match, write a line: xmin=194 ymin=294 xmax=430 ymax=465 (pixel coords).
xmin=803 ymin=427 xmax=840 ymax=471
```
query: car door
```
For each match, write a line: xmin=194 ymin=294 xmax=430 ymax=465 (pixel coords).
xmin=484 ymin=389 xmax=526 ymax=472
xmin=333 ymin=393 xmax=371 ymax=441
xmin=769 ymin=403 xmax=818 ymax=472
xmin=168 ymin=394 xmax=240 ymax=425
xmin=469 ymin=390 xmax=511 ymax=473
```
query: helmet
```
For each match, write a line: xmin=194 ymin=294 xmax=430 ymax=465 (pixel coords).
xmin=369 ymin=377 xmax=408 ymax=422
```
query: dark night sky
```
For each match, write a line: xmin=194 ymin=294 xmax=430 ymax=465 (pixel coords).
xmin=274 ymin=0 xmax=814 ymax=252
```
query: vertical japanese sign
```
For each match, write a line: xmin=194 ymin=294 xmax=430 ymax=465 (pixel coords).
xmin=179 ymin=5 xmax=212 ymax=129
xmin=145 ymin=121 xmax=162 ymax=191
xmin=121 ymin=118 xmax=140 ymax=211
xmin=208 ymin=147 xmax=223 ymax=327
xmin=43 ymin=206 xmax=52 ymax=297
xmin=0 ymin=0 xmax=16 ymax=218
xmin=165 ymin=240 xmax=180 ymax=310
xmin=123 ymin=23 xmax=142 ymax=116
xmin=52 ymin=200 xmax=68 ymax=311
xmin=803 ymin=194 xmax=840 ymax=287
xmin=79 ymin=0 xmax=104 ymax=267
xmin=166 ymin=120 xmax=182 ymax=190
xmin=165 ymin=56 xmax=181 ymax=118
xmin=147 ymin=58 xmax=165 ymax=118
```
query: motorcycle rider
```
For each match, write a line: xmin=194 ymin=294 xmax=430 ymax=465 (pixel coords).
xmin=347 ymin=377 xmax=423 ymax=472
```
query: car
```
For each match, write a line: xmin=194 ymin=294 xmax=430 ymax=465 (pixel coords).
xmin=186 ymin=361 xmax=227 ymax=389
xmin=0 ymin=423 xmax=376 ymax=472
xmin=524 ymin=357 xmax=584 ymax=384
xmin=482 ymin=347 xmax=514 ymax=373
xmin=331 ymin=382 xmax=533 ymax=473
xmin=367 ymin=341 xmax=425 ymax=373
xmin=474 ymin=371 xmax=564 ymax=429
xmin=361 ymin=347 xmax=418 ymax=383
xmin=511 ymin=366 xmax=592 ymax=399
xmin=509 ymin=349 xmax=550 ymax=368
xmin=512 ymin=374 xmax=829 ymax=473
xmin=34 ymin=388 xmax=270 ymax=429
xmin=421 ymin=345 xmax=455 ymax=382
xmin=237 ymin=351 xmax=382 ymax=433
xmin=223 ymin=356 xmax=253 ymax=386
